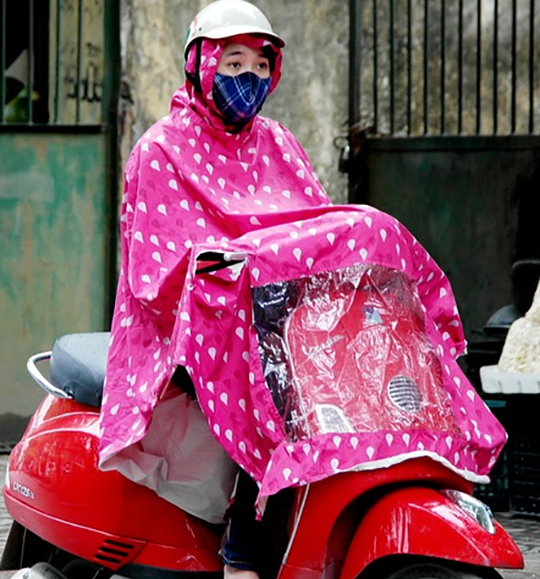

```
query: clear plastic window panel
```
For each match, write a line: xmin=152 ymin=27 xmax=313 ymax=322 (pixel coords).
xmin=252 ymin=264 xmax=459 ymax=442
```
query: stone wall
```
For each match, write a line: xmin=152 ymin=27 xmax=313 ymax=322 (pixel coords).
xmin=119 ymin=0 xmax=349 ymax=202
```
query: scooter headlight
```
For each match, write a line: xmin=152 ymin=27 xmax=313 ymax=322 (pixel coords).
xmin=314 ymin=404 xmax=355 ymax=434
xmin=441 ymin=489 xmax=496 ymax=535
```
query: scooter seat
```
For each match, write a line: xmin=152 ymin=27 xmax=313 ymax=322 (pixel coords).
xmin=50 ymin=332 xmax=110 ymax=408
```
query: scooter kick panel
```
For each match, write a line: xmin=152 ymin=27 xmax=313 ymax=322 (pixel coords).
xmin=338 ymin=487 xmax=524 ymax=579
xmin=4 ymin=492 xmax=222 ymax=573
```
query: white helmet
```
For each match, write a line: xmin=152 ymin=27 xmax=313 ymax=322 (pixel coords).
xmin=184 ymin=0 xmax=285 ymax=56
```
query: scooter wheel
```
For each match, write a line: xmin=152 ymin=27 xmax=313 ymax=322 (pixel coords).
xmin=385 ymin=563 xmax=502 ymax=579
xmin=0 ymin=522 xmax=54 ymax=570
xmin=0 ymin=522 xmax=106 ymax=579
xmin=8 ymin=562 xmax=69 ymax=579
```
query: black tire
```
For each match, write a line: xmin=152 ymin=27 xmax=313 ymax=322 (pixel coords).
xmin=0 ymin=521 xmax=55 ymax=570
xmin=0 ymin=522 xmax=108 ymax=579
xmin=385 ymin=563 xmax=501 ymax=579
xmin=0 ymin=521 xmax=25 ymax=570
xmin=57 ymin=558 xmax=104 ymax=579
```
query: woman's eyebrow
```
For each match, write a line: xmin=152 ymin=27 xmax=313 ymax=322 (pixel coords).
xmin=224 ymin=49 xmax=246 ymax=58
xmin=223 ymin=48 xmax=269 ymax=59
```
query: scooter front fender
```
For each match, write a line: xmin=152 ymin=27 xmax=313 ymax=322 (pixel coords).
xmin=339 ymin=486 xmax=523 ymax=579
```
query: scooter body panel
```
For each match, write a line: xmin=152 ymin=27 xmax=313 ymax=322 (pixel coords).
xmin=3 ymin=395 xmax=223 ymax=572
xmin=278 ymin=460 xmax=473 ymax=579
xmin=3 ymin=383 xmax=524 ymax=578
xmin=339 ymin=486 xmax=524 ymax=579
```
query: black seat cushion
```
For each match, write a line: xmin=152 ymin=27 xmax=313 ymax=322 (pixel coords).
xmin=50 ymin=332 xmax=110 ymax=408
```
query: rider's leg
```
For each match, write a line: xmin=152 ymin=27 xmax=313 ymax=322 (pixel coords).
xmin=220 ymin=469 xmax=263 ymax=579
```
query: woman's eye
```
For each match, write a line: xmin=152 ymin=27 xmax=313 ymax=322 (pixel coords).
xmin=257 ymin=62 xmax=269 ymax=70
xmin=229 ymin=62 xmax=241 ymax=69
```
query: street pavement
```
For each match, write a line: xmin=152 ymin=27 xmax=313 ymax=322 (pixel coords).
xmin=1 ymin=454 xmax=540 ymax=578
xmin=0 ymin=456 xmax=11 ymax=565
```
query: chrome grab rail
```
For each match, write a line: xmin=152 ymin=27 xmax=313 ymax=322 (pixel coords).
xmin=26 ymin=351 xmax=73 ymax=399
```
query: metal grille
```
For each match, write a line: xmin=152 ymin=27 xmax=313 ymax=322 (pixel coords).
xmin=94 ymin=537 xmax=139 ymax=567
xmin=0 ymin=0 xmax=106 ymax=126
xmin=387 ymin=375 xmax=423 ymax=413
xmin=353 ymin=0 xmax=539 ymax=136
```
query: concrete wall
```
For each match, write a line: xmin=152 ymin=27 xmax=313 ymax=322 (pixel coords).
xmin=119 ymin=0 xmax=349 ymax=203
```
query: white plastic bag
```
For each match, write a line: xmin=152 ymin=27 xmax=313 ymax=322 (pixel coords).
xmin=101 ymin=388 xmax=237 ymax=524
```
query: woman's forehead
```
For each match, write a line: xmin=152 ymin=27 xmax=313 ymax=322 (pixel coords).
xmin=222 ymin=33 xmax=275 ymax=51
xmin=221 ymin=42 xmax=269 ymax=58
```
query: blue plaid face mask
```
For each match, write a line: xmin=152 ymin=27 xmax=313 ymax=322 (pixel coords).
xmin=213 ymin=72 xmax=271 ymax=125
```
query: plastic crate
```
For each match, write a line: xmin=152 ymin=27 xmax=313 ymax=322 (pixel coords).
xmin=473 ymin=400 xmax=510 ymax=512
xmin=509 ymin=432 xmax=540 ymax=517
xmin=480 ymin=365 xmax=540 ymax=395
xmin=474 ymin=449 xmax=510 ymax=512
xmin=502 ymin=395 xmax=540 ymax=518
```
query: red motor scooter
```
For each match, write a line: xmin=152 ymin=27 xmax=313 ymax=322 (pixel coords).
xmin=1 ymin=326 xmax=524 ymax=579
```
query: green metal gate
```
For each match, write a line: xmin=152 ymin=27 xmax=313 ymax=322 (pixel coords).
xmin=0 ymin=0 xmax=120 ymax=442
xmin=347 ymin=0 xmax=540 ymax=338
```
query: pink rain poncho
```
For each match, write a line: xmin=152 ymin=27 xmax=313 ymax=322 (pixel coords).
xmin=99 ymin=35 xmax=506 ymax=514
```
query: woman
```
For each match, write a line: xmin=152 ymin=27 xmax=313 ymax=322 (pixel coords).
xmin=100 ymin=2 xmax=332 ymax=577
xmin=99 ymin=2 xmax=505 ymax=579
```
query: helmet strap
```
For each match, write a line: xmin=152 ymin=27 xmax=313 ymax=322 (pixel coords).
xmin=185 ymin=39 xmax=203 ymax=92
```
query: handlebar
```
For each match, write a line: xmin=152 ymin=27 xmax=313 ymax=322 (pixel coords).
xmin=195 ymin=251 xmax=247 ymax=274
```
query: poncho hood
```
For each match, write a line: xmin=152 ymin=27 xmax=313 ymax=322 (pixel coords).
xmin=176 ymin=34 xmax=283 ymax=133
